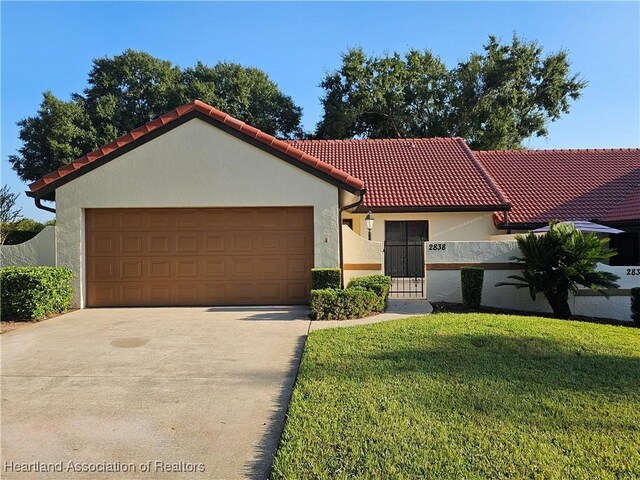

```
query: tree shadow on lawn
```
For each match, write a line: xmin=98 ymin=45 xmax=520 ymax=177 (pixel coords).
xmin=313 ymin=333 xmax=640 ymax=396
xmin=280 ymin=332 xmax=640 ymax=479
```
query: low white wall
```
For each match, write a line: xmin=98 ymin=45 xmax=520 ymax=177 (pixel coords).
xmin=342 ymin=224 xmax=383 ymax=285
xmin=0 ymin=226 xmax=56 ymax=267
xmin=425 ymin=241 xmax=638 ymax=322
xmin=574 ymin=294 xmax=632 ymax=322
xmin=425 ymin=240 xmax=551 ymax=313
xmin=592 ymin=264 xmax=639 ymax=290
xmin=574 ymin=264 xmax=638 ymax=320
xmin=426 ymin=240 xmax=517 ymax=264
xmin=428 ymin=270 xmax=555 ymax=314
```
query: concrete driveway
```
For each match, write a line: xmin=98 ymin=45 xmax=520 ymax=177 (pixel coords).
xmin=1 ymin=307 xmax=311 ymax=479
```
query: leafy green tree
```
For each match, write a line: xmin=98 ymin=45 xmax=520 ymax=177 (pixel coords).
xmin=9 ymin=92 xmax=97 ymax=182
xmin=0 ymin=185 xmax=22 ymax=224
xmin=1 ymin=185 xmax=23 ymax=244
xmin=9 ymin=218 xmax=52 ymax=231
xmin=179 ymin=62 xmax=303 ymax=138
xmin=316 ymin=35 xmax=586 ymax=149
xmin=316 ymin=48 xmax=449 ymax=139
xmin=496 ymin=222 xmax=620 ymax=319
xmin=10 ymin=50 xmax=304 ymax=183
xmin=81 ymin=49 xmax=183 ymax=146
xmin=0 ymin=217 xmax=51 ymax=245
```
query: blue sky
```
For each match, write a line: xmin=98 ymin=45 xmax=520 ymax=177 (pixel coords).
xmin=2 ymin=1 xmax=639 ymax=221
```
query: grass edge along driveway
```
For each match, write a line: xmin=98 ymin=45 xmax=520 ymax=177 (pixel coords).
xmin=272 ymin=313 xmax=640 ymax=479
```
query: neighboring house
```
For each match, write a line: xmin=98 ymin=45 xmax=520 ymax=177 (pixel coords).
xmin=20 ymin=100 xmax=640 ymax=308
xmin=475 ymin=149 xmax=640 ymax=265
xmin=290 ymin=139 xmax=640 ymax=268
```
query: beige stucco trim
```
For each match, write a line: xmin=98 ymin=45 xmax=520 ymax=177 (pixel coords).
xmin=55 ymin=118 xmax=341 ymax=308
xmin=343 ymin=263 xmax=382 ymax=270
xmin=425 ymin=262 xmax=520 ymax=270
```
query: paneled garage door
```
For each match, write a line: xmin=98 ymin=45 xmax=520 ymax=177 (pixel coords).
xmin=85 ymin=207 xmax=314 ymax=307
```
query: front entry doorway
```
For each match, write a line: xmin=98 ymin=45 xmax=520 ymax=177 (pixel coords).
xmin=384 ymin=221 xmax=428 ymax=297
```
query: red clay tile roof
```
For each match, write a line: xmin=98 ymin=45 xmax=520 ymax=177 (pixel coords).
xmin=601 ymin=189 xmax=640 ymax=223
xmin=288 ymin=138 xmax=509 ymax=210
xmin=27 ymin=101 xmax=638 ymax=223
xmin=28 ymin=100 xmax=365 ymax=196
xmin=475 ymin=149 xmax=640 ymax=224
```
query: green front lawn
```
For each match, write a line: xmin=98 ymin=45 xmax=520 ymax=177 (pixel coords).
xmin=272 ymin=314 xmax=640 ymax=479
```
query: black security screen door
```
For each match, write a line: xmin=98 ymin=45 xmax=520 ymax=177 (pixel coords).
xmin=384 ymin=221 xmax=428 ymax=278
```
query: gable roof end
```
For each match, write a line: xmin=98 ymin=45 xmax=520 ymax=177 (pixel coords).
xmin=27 ymin=100 xmax=365 ymax=199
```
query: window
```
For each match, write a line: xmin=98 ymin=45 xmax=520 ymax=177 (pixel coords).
xmin=342 ymin=218 xmax=353 ymax=230
xmin=610 ymin=232 xmax=640 ymax=266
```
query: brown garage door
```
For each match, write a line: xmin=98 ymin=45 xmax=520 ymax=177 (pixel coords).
xmin=86 ymin=207 xmax=314 ymax=307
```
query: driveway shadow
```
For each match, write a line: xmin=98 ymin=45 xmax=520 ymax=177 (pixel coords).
xmin=206 ymin=305 xmax=310 ymax=321
xmin=242 ymin=334 xmax=307 ymax=479
xmin=203 ymin=305 xmax=310 ymax=476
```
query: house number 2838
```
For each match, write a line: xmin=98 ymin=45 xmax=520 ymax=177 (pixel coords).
xmin=428 ymin=244 xmax=447 ymax=251
xmin=627 ymin=268 xmax=640 ymax=276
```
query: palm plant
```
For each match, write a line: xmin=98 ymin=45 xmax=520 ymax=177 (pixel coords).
xmin=497 ymin=222 xmax=620 ymax=318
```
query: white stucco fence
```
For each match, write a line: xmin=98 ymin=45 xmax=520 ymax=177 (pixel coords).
xmin=341 ymin=225 xmax=383 ymax=286
xmin=0 ymin=226 xmax=56 ymax=267
xmin=425 ymin=241 xmax=639 ymax=322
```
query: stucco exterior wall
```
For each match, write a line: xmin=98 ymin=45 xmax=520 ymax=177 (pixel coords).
xmin=574 ymin=264 xmax=638 ymax=320
xmin=0 ymin=226 xmax=56 ymax=267
xmin=347 ymin=211 xmax=497 ymax=242
xmin=55 ymin=118 xmax=341 ymax=307
xmin=341 ymin=224 xmax=383 ymax=285
xmin=425 ymin=241 xmax=637 ymax=322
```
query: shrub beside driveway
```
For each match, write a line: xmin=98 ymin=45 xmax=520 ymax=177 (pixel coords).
xmin=272 ymin=314 xmax=640 ymax=479
xmin=1 ymin=266 xmax=73 ymax=320
xmin=310 ymin=273 xmax=391 ymax=320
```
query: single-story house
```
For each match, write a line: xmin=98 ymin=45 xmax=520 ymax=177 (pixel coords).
xmin=474 ymin=149 xmax=640 ymax=265
xmin=22 ymin=100 xmax=640 ymax=308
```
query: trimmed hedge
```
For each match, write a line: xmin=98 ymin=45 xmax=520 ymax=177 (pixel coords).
xmin=310 ymin=287 xmax=379 ymax=320
xmin=632 ymin=287 xmax=640 ymax=325
xmin=310 ymin=274 xmax=392 ymax=320
xmin=311 ymin=268 xmax=342 ymax=290
xmin=461 ymin=266 xmax=484 ymax=308
xmin=347 ymin=275 xmax=392 ymax=311
xmin=1 ymin=267 xmax=74 ymax=320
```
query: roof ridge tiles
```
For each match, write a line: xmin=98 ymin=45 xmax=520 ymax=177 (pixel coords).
xmin=288 ymin=136 xmax=459 ymax=143
xmin=475 ymin=147 xmax=640 ymax=154
xmin=455 ymin=138 xmax=511 ymax=207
